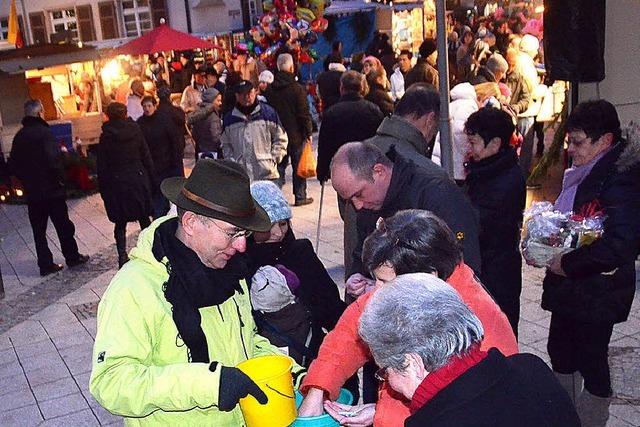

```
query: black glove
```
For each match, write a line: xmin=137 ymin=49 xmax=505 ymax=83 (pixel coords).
xmin=211 ymin=362 xmax=268 ymax=412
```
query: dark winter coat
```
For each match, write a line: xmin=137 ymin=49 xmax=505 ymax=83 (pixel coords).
xmin=406 ymin=349 xmax=581 ymax=427
xmin=542 ymin=140 xmax=640 ymax=324
xmin=469 ymin=65 xmax=498 ymax=85
xmin=465 ymin=148 xmax=526 ymax=312
xmin=264 ymin=71 xmax=313 ymax=148
xmin=352 ymin=150 xmax=481 ymax=276
xmin=404 ymin=58 xmax=439 ymax=90
xmin=246 ymin=227 xmax=347 ymax=331
xmin=316 ymin=93 xmax=383 ymax=182
xmin=97 ymin=118 xmax=154 ymax=223
xmin=365 ymin=82 xmax=394 ymax=117
xmin=187 ymin=103 xmax=222 ymax=154
xmin=9 ymin=116 xmax=66 ymax=202
xmin=156 ymin=100 xmax=186 ymax=160
xmin=367 ymin=115 xmax=449 ymax=181
xmin=316 ymin=70 xmax=343 ymax=112
xmin=136 ymin=110 xmax=182 ymax=177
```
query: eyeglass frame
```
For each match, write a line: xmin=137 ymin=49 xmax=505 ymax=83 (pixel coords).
xmin=203 ymin=217 xmax=253 ymax=241
xmin=374 ymin=366 xmax=389 ymax=382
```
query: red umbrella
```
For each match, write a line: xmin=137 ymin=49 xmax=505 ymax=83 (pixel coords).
xmin=113 ymin=24 xmax=221 ymax=56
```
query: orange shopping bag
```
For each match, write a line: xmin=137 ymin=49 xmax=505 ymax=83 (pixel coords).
xmin=296 ymin=140 xmax=317 ymax=178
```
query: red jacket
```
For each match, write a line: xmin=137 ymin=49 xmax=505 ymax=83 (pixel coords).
xmin=301 ymin=263 xmax=518 ymax=427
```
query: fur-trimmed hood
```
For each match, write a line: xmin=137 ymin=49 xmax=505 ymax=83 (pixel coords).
xmin=616 ymin=122 xmax=640 ymax=173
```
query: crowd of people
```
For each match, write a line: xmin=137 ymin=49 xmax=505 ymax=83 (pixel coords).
xmin=7 ymin=5 xmax=639 ymax=427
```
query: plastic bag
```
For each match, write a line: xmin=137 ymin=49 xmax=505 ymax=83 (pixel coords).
xmin=521 ymin=201 xmax=605 ymax=268
xmin=296 ymin=140 xmax=316 ymax=178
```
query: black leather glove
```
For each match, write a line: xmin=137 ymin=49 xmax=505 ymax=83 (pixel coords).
xmin=211 ymin=362 xmax=268 ymax=412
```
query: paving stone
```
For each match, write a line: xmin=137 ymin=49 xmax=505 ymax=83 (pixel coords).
xmin=0 ymin=358 xmax=23 ymax=380
xmin=518 ymin=319 xmax=550 ymax=346
xmin=0 ymin=404 xmax=43 ymax=425
xmin=90 ymin=404 xmax=123 ymax=426
xmin=50 ymin=329 xmax=94 ymax=350
xmin=519 ymin=301 xmax=550 ymax=323
xmin=606 ymin=414 xmax=634 ymax=426
xmin=0 ymin=347 xmax=17 ymax=365
xmin=39 ymin=408 xmax=99 ymax=426
xmin=19 ymin=352 xmax=66 ymax=373
xmin=63 ymin=351 xmax=93 ymax=376
xmin=25 ymin=362 xmax=70 ymax=387
xmin=0 ymin=371 xmax=30 ymax=397
xmin=609 ymin=405 xmax=640 ymax=427
xmin=40 ymin=392 xmax=90 ymax=420
xmin=13 ymin=338 xmax=58 ymax=359
xmin=32 ymin=377 xmax=80 ymax=402
xmin=0 ymin=387 xmax=36 ymax=412
xmin=5 ymin=320 xmax=49 ymax=346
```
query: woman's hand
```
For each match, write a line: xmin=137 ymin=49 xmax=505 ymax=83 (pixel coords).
xmin=345 ymin=273 xmax=375 ymax=298
xmin=297 ymin=387 xmax=325 ymax=417
xmin=324 ymin=401 xmax=376 ymax=427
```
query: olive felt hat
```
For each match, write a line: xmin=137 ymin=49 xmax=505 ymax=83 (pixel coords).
xmin=160 ymin=159 xmax=272 ymax=232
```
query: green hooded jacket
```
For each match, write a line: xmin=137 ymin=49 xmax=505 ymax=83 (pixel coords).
xmin=90 ymin=216 xmax=292 ymax=426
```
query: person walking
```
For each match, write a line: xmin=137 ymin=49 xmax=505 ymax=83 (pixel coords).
xmin=156 ymin=86 xmax=186 ymax=165
xmin=137 ymin=95 xmax=183 ymax=219
xmin=221 ymin=80 xmax=288 ymax=182
xmin=97 ymin=102 xmax=154 ymax=268
xmin=10 ymin=99 xmax=89 ymax=276
xmin=187 ymin=88 xmax=223 ymax=160
xmin=404 ymin=39 xmax=439 ymax=90
xmin=264 ymin=53 xmax=314 ymax=206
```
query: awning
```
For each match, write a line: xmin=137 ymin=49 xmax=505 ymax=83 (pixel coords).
xmin=324 ymin=0 xmax=379 ymax=16
xmin=0 ymin=44 xmax=102 ymax=74
xmin=112 ymin=24 xmax=221 ymax=56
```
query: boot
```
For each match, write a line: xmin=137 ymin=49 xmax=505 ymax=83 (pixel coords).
xmin=576 ymin=389 xmax=611 ymax=427
xmin=554 ymin=371 xmax=583 ymax=405
xmin=115 ymin=225 xmax=129 ymax=268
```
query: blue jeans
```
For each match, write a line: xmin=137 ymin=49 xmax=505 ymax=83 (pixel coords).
xmin=277 ymin=143 xmax=307 ymax=202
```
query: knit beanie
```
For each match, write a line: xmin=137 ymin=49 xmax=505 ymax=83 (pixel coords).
xmin=201 ymin=87 xmax=220 ymax=103
xmin=250 ymin=181 xmax=292 ymax=223
xmin=259 ymin=70 xmax=274 ymax=84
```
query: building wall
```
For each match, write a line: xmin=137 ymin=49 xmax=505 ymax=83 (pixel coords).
xmin=578 ymin=0 xmax=640 ymax=126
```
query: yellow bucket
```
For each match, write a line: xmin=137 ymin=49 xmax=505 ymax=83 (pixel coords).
xmin=237 ymin=355 xmax=296 ymax=427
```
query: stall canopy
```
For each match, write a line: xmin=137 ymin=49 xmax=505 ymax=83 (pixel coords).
xmin=0 ymin=44 xmax=102 ymax=74
xmin=113 ymin=24 xmax=221 ymax=56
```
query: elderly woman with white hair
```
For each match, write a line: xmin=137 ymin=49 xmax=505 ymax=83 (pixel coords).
xmin=331 ymin=273 xmax=580 ymax=427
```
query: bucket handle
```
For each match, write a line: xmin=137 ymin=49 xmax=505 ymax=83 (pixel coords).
xmin=265 ymin=383 xmax=295 ymax=400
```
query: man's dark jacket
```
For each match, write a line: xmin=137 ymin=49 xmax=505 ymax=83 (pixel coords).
xmin=406 ymin=349 xmax=581 ymax=427
xmin=366 ymin=115 xmax=448 ymax=180
xmin=465 ymin=148 xmax=525 ymax=327
xmin=404 ymin=58 xmax=439 ymax=90
xmin=316 ymin=69 xmax=342 ymax=112
xmin=542 ymin=140 xmax=640 ymax=324
xmin=157 ymin=99 xmax=186 ymax=160
xmin=316 ymin=93 xmax=383 ymax=182
xmin=10 ymin=116 xmax=65 ymax=202
xmin=352 ymin=150 xmax=481 ymax=276
xmin=469 ymin=65 xmax=498 ymax=85
xmin=264 ymin=71 xmax=312 ymax=148
xmin=137 ymin=111 xmax=182 ymax=176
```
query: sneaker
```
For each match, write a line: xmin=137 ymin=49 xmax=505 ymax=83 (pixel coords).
xmin=294 ymin=197 xmax=314 ymax=207
xmin=67 ymin=254 xmax=90 ymax=267
xmin=40 ymin=263 xmax=64 ymax=277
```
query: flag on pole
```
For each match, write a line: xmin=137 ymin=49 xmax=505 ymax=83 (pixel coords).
xmin=7 ymin=0 xmax=24 ymax=48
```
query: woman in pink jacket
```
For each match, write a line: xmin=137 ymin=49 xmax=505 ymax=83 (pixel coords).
xmin=298 ymin=210 xmax=518 ymax=426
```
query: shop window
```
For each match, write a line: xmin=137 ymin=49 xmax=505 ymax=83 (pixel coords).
xmin=121 ymin=0 xmax=152 ymax=37
xmin=50 ymin=8 xmax=78 ymax=40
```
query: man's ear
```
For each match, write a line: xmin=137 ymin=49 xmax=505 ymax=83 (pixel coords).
xmin=372 ymin=163 xmax=388 ymax=179
xmin=601 ymin=132 xmax=614 ymax=147
xmin=180 ymin=212 xmax=198 ymax=237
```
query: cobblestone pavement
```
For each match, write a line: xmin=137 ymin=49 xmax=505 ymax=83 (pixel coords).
xmin=0 ymin=164 xmax=638 ymax=426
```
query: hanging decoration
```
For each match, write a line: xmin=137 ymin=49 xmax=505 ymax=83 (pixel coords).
xmin=244 ymin=0 xmax=331 ymax=68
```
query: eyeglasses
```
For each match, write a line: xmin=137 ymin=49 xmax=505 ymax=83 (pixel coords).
xmin=374 ymin=366 xmax=389 ymax=382
xmin=206 ymin=218 xmax=252 ymax=241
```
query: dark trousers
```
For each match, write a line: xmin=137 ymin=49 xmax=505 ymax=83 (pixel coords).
xmin=27 ymin=197 xmax=80 ymax=269
xmin=277 ymin=143 xmax=307 ymax=202
xmin=547 ymin=313 xmax=614 ymax=398
xmin=114 ymin=218 xmax=151 ymax=256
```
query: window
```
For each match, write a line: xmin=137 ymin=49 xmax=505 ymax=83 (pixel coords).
xmin=121 ymin=0 xmax=152 ymax=37
xmin=248 ymin=0 xmax=258 ymax=26
xmin=0 ymin=17 xmax=8 ymax=40
xmin=50 ymin=8 xmax=78 ymax=39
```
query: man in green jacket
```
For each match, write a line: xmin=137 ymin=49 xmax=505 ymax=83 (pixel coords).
xmin=90 ymin=159 xmax=303 ymax=426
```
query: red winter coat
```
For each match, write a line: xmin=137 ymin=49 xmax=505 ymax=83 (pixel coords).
xmin=301 ymin=262 xmax=518 ymax=427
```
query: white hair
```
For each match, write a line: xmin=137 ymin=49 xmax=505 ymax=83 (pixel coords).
xmin=24 ymin=99 xmax=43 ymax=117
xmin=359 ymin=273 xmax=484 ymax=372
xmin=277 ymin=53 xmax=294 ymax=72
xmin=486 ymin=53 xmax=508 ymax=74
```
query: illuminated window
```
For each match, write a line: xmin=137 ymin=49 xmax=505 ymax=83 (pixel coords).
xmin=50 ymin=8 xmax=78 ymax=39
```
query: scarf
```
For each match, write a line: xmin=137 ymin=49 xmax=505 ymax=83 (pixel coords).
xmin=554 ymin=147 xmax=611 ymax=213
xmin=410 ymin=344 xmax=487 ymax=413
xmin=152 ymin=218 xmax=248 ymax=363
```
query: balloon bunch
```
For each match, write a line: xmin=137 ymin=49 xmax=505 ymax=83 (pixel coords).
xmin=245 ymin=0 xmax=331 ymax=68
